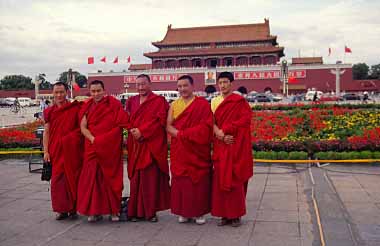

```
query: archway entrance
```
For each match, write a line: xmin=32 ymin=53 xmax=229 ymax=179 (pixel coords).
xmin=237 ymin=86 xmax=248 ymax=95
xmin=205 ymin=85 xmax=217 ymax=94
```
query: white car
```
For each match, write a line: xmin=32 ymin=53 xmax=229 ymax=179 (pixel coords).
xmin=153 ymin=91 xmax=179 ymax=103
xmin=4 ymin=97 xmax=32 ymax=107
xmin=18 ymin=97 xmax=33 ymax=107
xmin=118 ymin=92 xmax=138 ymax=100
xmin=305 ymin=91 xmax=323 ymax=101
xmin=4 ymin=97 xmax=16 ymax=106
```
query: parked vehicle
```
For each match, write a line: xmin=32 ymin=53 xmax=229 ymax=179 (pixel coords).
xmin=246 ymin=94 xmax=256 ymax=102
xmin=153 ymin=91 xmax=179 ymax=103
xmin=18 ymin=97 xmax=33 ymax=107
xmin=255 ymin=93 xmax=272 ymax=102
xmin=4 ymin=97 xmax=16 ymax=106
xmin=271 ymin=93 xmax=283 ymax=102
xmin=0 ymin=98 xmax=8 ymax=107
xmin=319 ymin=94 xmax=342 ymax=102
xmin=118 ymin=92 xmax=138 ymax=100
xmin=305 ymin=91 xmax=323 ymax=101
xmin=73 ymin=96 xmax=90 ymax=102
xmin=342 ymin=93 xmax=361 ymax=101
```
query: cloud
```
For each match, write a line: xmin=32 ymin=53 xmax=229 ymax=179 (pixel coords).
xmin=0 ymin=0 xmax=379 ymax=82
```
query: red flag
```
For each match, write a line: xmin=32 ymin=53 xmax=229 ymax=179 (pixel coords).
xmin=100 ymin=56 xmax=106 ymax=63
xmin=88 ymin=57 xmax=94 ymax=64
xmin=328 ymin=48 xmax=331 ymax=56
xmin=288 ymin=76 xmax=297 ymax=83
xmin=345 ymin=46 xmax=352 ymax=53
xmin=113 ymin=56 xmax=118 ymax=64
xmin=73 ymin=82 xmax=80 ymax=91
xmin=127 ymin=56 xmax=131 ymax=63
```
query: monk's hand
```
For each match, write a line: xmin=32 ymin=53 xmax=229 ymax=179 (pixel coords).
xmin=43 ymin=152 xmax=50 ymax=162
xmin=131 ymin=128 xmax=142 ymax=140
xmin=167 ymin=126 xmax=178 ymax=137
xmin=90 ymin=136 xmax=95 ymax=144
xmin=223 ymin=135 xmax=235 ymax=145
xmin=215 ymin=129 xmax=225 ymax=141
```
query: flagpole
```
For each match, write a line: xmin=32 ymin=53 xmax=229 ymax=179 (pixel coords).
xmin=344 ymin=51 xmax=346 ymax=64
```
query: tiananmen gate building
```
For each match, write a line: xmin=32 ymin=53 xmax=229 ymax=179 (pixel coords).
xmin=87 ymin=19 xmax=378 ymax=95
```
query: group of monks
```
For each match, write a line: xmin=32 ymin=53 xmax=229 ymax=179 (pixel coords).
xmin=43 ymin=71 xmax=253 ymax=227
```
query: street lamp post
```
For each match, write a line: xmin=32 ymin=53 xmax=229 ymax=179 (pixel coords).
xmin=67 ymin=68 xmax=74 ymax=99
xmin=330 ymin=63 xmax=346 ymax=97
xmin=33 ymin=75 xmax=41 ymax=100
xmin=281 ymin=60 xmax=289 ymax=96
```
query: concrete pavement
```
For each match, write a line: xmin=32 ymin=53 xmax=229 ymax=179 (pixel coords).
xmin=1 ymin=159 xmax=380 ymax=245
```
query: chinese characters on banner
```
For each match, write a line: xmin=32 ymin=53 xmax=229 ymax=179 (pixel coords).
xmin=124 ymin=70 xmax=306 ymax=84
xmin=234 ymin=70 xmax=306 ymax=80
xmin=124 ymin=74 xmax=181 ymax=83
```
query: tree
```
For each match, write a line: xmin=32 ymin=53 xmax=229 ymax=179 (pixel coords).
xmin=0 ymin=75 xmax=34 ymax=90
xmin=58 ymin=71 xmax=87 ymax=88
xmin=352 ymin=63 xmax=369 ymax=80
xmin=37 ymin=73 xmax=53 ymax=90
xmin=369 ymin=64 xmax=380 ymax=79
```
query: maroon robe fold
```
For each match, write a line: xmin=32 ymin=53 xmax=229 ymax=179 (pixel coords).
xmin=170 ymin=97 xmax=213 ymax=217
xmin=77 ymin=96 xmax=129 ymax=216
xmin=211 ymin=93 xmax=254 ymax=219
xmin=126 ymin=92 xmax=170 ymax=219
xmin=43 ymin=101 xmax=83 ymax=213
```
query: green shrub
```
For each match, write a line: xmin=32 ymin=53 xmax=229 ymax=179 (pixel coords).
xmin=326 ymin=151 xmax=338 ymax=160
xmin=373 ymin=152 xmax=380 ymax=159
xmin=348 ymin=151 xmax=361 ymax=159
xmin=277 ymin=151 xmax=289 ymax=160
xmin=266 ymin=151 xmax=277 ymax=160
xmin=254 ymin=151 xmax=265 ymax=159
xmin=315 ymin=152 xmax=328 ymax=160
xmin=359 ymin=151 xmax=373 ymax=159
xmin=340 ymin=152 xmax=351 ymax=160
xmin=288 ymin=151 xmax=308 ymax=160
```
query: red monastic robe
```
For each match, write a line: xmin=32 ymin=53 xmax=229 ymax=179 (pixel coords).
xmin=126 ymin=92 xmax=170 ymax=219
xmin=170 ymin=97 xmax=213 ymax=217
xmin=44 ymin=101 xmax=83 ymax=213
xmin=211 ymin=93 xmax=254 ymax=219
xmin=77 ymin=96 xmax=129 ymax=216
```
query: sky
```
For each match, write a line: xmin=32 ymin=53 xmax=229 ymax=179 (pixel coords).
xmin=0 ymin=0 xmax=379 ymax=82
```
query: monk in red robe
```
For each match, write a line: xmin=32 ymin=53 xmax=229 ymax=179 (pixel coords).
xmin=211 ymin=72 xmax=253 ymax=227
xmin=77 ymin=80 xmax=129 ymax=222
xmin=167 ymin=75 xmax=213 ymax=225
xmin=126 ymin=74 xmax=170 ymax=222
xmin=43 ymin=82 xmax=83 ymax=220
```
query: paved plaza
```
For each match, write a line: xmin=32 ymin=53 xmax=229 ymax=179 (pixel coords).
xmin=0 ymin=106 xmax=40 ymax=127
xmin=1 ymin=159 xmax=380 ymax=246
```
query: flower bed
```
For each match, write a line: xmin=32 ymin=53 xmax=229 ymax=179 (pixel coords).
xmin=252 ymin=103 xmax=380 ymax=111
xmin=252 ymin=106 xmax=380 ymax=157
xmin=0 ymin=121 xmax=42 ymax=148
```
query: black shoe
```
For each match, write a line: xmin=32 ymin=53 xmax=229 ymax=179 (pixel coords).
xmin=231 ymin=218 xmax=241 ymax=227
xmin=129 ymin=217 xmax=138 ymax=222
xmin=149 ymin=216 xmax=158 ymax=223
xmin=55 ymin=213 xmax=69 ymax=221
xmin=217 ymin=218 xmax=230 ymax=226
xmin=88 ymin=215 xmax=103 ymax=223
xmin=69 ymin=212 xmax=78 ymax=220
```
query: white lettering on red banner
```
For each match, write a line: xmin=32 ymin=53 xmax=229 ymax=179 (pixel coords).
xmin=124 ymin=70 xmax=306 ymax=84
xmin=124 ymin=74 xmax=181 ymax=83
xmin=234 ymin=70 xmax=306 ymax=80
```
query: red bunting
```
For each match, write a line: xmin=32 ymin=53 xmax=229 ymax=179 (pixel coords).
xmin=73 ymin=82 xmax=80 ymax=91
xmin=88 ymin=57 xmax=94 ymax=64
xmin=344 ymin=46 xmax=352 ymax=53
xmin=288 ymin=76 xmax=297 ymax=83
